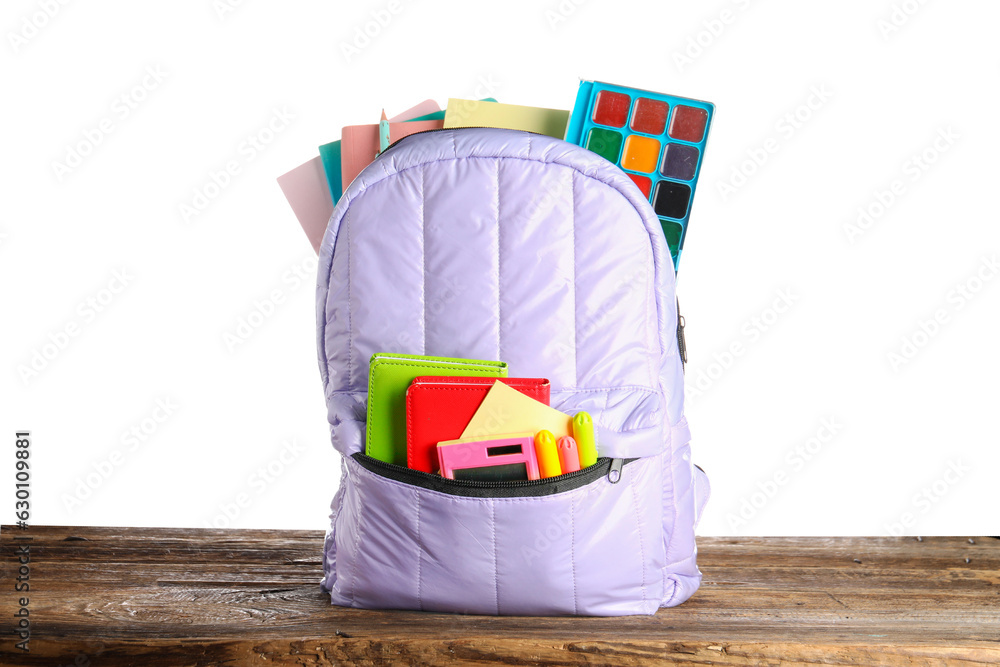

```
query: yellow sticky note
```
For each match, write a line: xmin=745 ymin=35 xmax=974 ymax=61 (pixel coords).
xmin=461 ymin=381 xmax=573 ymax=440
xmin=443 ymin=99 xmax=570 ymax=140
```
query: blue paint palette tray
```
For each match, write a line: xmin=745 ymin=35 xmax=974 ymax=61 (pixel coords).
xmin=565 ymin=80 xmax=715 ymax=270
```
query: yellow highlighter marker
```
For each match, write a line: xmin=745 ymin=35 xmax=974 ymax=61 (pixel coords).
xmin=572 ymin=411 xmax=598 ymax=468
xmin=534 ymin=430 xmax=562 ymax=478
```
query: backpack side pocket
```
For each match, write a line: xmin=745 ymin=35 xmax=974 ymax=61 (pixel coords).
xmin=660 ymin=416 xmax=703 ymax=607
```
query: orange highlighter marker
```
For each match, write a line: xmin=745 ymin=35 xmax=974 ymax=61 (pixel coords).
xmin=534 ymin=430 xmax=562 ymax=478
xmin=557 ymin=436 xmax=581 ymax=473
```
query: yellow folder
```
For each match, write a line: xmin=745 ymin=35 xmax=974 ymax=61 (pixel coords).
xmin=461 ymin=381 xmax=573 ymax=440
xmin=443 ymin=99 xmax=570 ymax=139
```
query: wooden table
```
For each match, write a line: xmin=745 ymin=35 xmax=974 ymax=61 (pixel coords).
xmin=1 ymin=527 xmax=996 ymax=665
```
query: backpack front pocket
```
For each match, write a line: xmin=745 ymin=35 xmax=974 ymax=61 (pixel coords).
xmin=326 ymin=452 xmax=667 ymax=616
xmin=352 ymin=452 xmax=627 ymax=497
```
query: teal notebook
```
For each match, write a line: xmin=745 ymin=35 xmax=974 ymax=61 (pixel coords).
xmin=318 ymin=140 xmax=342 ymax=206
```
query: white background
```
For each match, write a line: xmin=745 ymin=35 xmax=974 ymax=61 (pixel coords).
xmin=3 ymin=0 xmax=997 ymax=535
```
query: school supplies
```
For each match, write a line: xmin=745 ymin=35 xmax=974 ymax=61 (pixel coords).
xmin=283 ymin=99 xmax=509 ymax=250
xmin=276 ymin=156 xmax=334 ymax=253
xmin=571 ymin=411 xmax=599 ymax=468
xmin=402 ymin=97 xmax=499 ymax=124
xmin=557 ymin=436 xmax=581 ymax=473
xmin=339 ymin=98 xmax=500 ymax=193
xmin=317 ymin=140 xmax=343 ymax=208
xmin=315 ymin=100 xmax=442 ymax=209
xmin=341 ymin=118 xmax=444 ymax=189
xmin=437 ymin=433 xmax=539 ymax=481
xmin=366 ymin=353 xmax=508 ymax=466
xmin=565 ymin=81 xmax=714 ymax=269
xmin=461 ymin=380 xmax=573 ymax=441
xmin=533 ymin=430 xmax=561 ymax=478
xmin=444 ymin=98 xmax=570 ymax=139
xmin=406 ymin=376 xmax=550 ymax=473
xmin=378 ymin=109 xmax=390 ymax=153
xmin=389 ymin=99 xmax=443 ymax=122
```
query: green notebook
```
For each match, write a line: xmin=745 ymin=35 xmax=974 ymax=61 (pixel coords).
xmin=365 ymin=353 xmax=508 ymax=466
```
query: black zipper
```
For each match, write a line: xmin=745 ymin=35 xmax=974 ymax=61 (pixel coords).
xmin=352 ymin=453 xmax=633 ymax=498
xmin=379 ymin=126 xmax=548 ymax=157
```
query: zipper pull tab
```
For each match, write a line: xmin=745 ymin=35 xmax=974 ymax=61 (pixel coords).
xmin=676 ymin=298 xmax=688 ymax=368
xmin=607 ymin=458 xmax=624 ymax=484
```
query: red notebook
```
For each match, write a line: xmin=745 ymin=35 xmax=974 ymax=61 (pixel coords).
xmin=405 ymin=376 xmax=550 ymax=473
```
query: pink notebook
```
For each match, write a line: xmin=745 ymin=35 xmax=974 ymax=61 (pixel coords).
xmin=276 ymin=156 xmax=332 ymax=254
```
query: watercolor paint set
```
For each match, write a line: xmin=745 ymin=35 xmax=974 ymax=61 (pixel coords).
xmin=565 ymin=81 xmax=714 ymax=269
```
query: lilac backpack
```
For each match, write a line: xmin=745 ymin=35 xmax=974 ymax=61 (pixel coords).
xmin=316 ymin=127 xmax=709 ymax=616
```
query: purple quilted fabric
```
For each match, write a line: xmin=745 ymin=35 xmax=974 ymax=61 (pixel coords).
xmin=315 ymin=128 xmax=707 ymax=615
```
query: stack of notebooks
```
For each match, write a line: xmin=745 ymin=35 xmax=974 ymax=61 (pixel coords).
xmin=278 ymin=81 xmax=715 ymax=270
xmin=366 ymin=353 xmax=597 ymax=482
xmin=277 ymin=97 xmax=570 ymax=254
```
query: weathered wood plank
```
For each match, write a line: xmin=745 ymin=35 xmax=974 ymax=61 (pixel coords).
xmin=1 ymin=527 xmax=997 ymax=666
